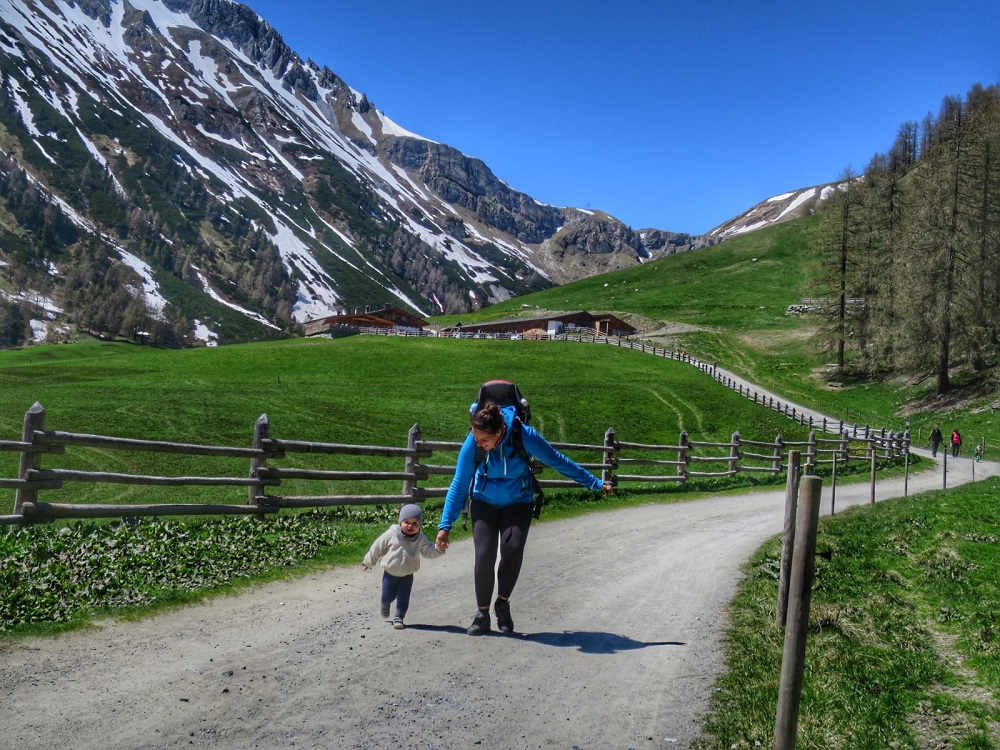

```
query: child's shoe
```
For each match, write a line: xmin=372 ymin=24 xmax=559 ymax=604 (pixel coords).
xmin=392 ymin=616 xmax=405 ymax=629
xmin=380 ymin=604 xmax=390 ymax=619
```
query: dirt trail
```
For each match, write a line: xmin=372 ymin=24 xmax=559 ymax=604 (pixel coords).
xmin=1 ymin=456 xmax=994 ymax=750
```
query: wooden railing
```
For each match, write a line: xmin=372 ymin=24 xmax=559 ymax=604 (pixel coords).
xmin=0 ymin=403 xmax=910 ymax=527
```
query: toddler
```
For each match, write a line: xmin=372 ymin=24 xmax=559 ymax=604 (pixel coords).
xmin=363 ymin=504 xmax=444 ymax=629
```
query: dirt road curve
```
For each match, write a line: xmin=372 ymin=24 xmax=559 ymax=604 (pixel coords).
xmin=1 ymin=456 xmax=995 ymax=750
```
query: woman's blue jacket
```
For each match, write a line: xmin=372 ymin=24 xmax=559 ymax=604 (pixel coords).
xmin=438 ymin=405 xmax=603 ymax=531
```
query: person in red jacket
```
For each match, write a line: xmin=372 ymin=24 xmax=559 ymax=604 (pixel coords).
xmin=951 ymin=429 xmax=962 ymax=458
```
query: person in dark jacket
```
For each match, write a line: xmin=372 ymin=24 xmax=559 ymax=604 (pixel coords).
xmin=930 ymin=425 xmax=943 ymax=457
xmin=436 ymin=400 xmax=613 ymax=636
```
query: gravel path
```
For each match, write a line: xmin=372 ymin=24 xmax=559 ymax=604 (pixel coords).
xmin=1 ymin=456 xmax=994 ymax=750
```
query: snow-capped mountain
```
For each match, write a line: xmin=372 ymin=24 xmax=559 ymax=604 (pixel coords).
xmin=704 ymin=182 xmax=843 ymax=241
xmin=0 ymin=0 xmax=701 ymax=345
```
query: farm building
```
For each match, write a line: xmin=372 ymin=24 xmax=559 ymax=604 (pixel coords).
xmin=439 ymin=311 xmax=635 ymax=338
xmin=304 ymin=305 xmax=428 ymax=337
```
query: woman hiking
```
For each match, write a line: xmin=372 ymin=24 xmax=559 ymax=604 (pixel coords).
xmin=435 ymin=399 xmax=613 ymax=636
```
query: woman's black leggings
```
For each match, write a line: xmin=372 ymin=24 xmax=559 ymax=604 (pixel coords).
xmin=470 ymin=499 xmax=534 ymax=609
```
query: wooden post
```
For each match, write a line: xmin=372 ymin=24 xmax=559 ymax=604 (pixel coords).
xmin=402 ymin=423 xmax=421 ymax=501
xmin=776 ymin=450 xmax=801 ymax=628
xmin=943 ymin=450 xmax=948 ymax=490
xmin=870 ymin=441 xmax=877 ymax=504
xmin=904 ymin=442 xmax=910 ymax=497
xmin=678 ymin=430 xmax=690 ymax=483
xmin=805 ymin=430 xmax=816 ymax=475
xmin=830 ymin=446 xmax=838 ymax=515
xmin=247 ymin=413 xmax=270 ymax=507
xmin=603 ymin=427 xmax=617 ymax=487
xmin=14 ymin=402 xmax=46 ymax=521
xmin=729 ymin=431 xmax=740 ymax=475
xmin=772 ymin=434 xmax=784 ymax=475
xmin=773 ymin=475 xmax=822 ymax=750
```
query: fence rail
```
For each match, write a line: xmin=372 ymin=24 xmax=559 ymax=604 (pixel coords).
xmin=0 ymin=403 xmax=910 ymax=527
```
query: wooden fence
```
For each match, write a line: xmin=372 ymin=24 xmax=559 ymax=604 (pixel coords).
xmin=0 ymin=402 xmax=910 ymax=527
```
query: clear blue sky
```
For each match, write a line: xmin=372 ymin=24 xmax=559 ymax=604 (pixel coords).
xmin=241 ymin=0 xmax=998 ymax=235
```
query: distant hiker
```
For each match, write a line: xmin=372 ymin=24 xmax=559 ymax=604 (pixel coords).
xmin=930 ymin=425 xmax=943 ymax=457
xmin=975 ymin=443 xmax=984 ymax=462
xmin=363 ymin=504 xmax=444 ymax=629
xmin=951 ymin=429 xmax=963 ymax=458
xmin=436 ymin=397 xmax=613 ymax=636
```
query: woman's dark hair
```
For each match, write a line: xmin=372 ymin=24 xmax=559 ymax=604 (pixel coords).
xmin=471 ymin=401 xmax=504 ymax=433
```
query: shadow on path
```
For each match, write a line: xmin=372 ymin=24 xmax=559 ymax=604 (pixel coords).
xmin=520 ymin=630 xmax=684 ymax=654
xmin=405 ymin=624 xmax=684 ymax=653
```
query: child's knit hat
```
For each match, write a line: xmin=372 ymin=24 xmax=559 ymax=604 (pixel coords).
xmin=398 ymin=503 xmax=423 ymax=523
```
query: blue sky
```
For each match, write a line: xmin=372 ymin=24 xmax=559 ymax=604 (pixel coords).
xmin=242 ymin=0 xmax=998 ymax=235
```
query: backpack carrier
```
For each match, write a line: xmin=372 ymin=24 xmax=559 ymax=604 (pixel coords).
xmin=462 ymin=380 xmax=545 ymax=527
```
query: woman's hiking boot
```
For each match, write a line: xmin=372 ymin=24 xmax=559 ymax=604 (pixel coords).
xmin=494 ymin=598 xmax=514 ymax=634
xmin=467 ymin=610 xmax=491 ymax=636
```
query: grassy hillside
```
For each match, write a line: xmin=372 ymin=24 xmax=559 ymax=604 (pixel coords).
xmin=483 ymin=216 xmax=822 ymax=333
xmin=435 ymin=214 xmax=999 ymax=458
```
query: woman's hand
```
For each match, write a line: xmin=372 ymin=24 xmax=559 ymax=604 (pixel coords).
xmin=436 ymin=529 xmax=450 ymax=551
xmin=602 ymin=480 xmax=615 ymax=495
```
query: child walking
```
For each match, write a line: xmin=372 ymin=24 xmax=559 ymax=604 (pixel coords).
xmin=363 ymin=504 xmax=444 ymax=629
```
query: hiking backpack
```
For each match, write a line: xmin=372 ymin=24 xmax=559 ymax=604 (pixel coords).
xmin=470 ymin=379 xmax=532 ymax=425
xmin=462 ymin=380 xmax=545 ymax=526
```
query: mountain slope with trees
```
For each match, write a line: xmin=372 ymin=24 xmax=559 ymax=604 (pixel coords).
xmin=0 ymin=0 xmax=699 ymax=348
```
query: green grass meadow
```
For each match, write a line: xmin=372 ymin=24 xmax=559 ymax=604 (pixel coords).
xmin=0 ymin=335 xmax=811 ymax=509
xmin=698 ymin=477 xmax=1000 ymax=750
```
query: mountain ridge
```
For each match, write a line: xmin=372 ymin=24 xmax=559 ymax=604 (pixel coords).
xmin=0 ymin=0 xmax=825 ymax=347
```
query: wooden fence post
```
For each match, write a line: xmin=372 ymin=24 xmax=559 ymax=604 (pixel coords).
xmin=805 ymin=431 xmax=816 ymax=474
xmin=870 ymin=440 xmax=877 ymax=504
xmin=729 ymin=431 xmax=741 ymax=475
xmin=603 ymin=427 xmax=617 ymax=487
xmin=773 ymin=475 xmax=822 ymax=750
xmin=776 ymin=450 xmax=801 ymax=628
xmin=772 ymin=434 xmax=784 ymax=474
xmin=830 ymin=444 xmax=839 ymax=515
xmin=678 ymin=430 xmax=690 ymax=483
xmin=402 ymin=423 xmax=421 ymax=501
xmin=248 ymin=413 xmax=270 ymax=507
xmin=14 ymin=402 xmax=46 ymax=520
